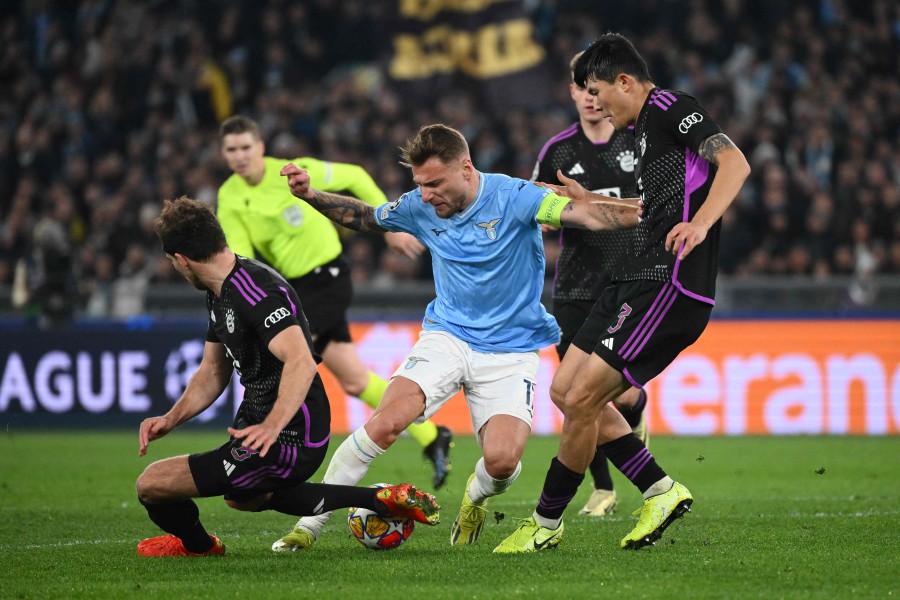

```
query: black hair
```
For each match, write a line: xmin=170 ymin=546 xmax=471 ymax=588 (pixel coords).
xmin=573 ymin=33 xmax=651 ymax=88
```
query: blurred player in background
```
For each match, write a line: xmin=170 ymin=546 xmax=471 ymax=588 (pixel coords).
xmin=535 ymin=51 xmax=649 ymax=518
xmin=216 ymin=116 xmax=453 ymax=504
xmin=496 ymin=33 xmax=750 ymax=553
xmin=135 ymin=197 xmax=439 ymax=557
xmin=276 ymin=123 xmax=642 ymax=551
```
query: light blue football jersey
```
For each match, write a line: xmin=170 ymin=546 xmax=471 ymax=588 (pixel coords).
xmin=374 ymin=172 xmax=560 ymax=353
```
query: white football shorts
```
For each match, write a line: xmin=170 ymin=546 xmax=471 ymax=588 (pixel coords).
xmin=390 ymin=330 xmax=540 ymax=435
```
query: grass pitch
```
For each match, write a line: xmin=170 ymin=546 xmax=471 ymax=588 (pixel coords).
xmin=0 ymin=430 xmax=897 ymax=599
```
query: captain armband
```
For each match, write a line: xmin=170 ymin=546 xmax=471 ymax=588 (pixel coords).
xmin=535 ymin=193 xmax=571 ymax=227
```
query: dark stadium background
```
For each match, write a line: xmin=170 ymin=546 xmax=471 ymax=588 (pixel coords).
xmin=0 ymin=0 xmax=897 ymax=434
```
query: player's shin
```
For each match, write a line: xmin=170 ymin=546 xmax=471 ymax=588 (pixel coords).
xmin=323 ymin=425 xmax=386 ymax=485
xmin=286 ymin=426 xmax=386 ymax=537
xmin=469 ymin=457 xmax=521 ymax=503
xmin=267 ymin=482 xmax=390 ymax=516
xmin=600 ymin=433 xmax=666 ymax=494
xmin=533 ymin=457 xmax=584 ymax=530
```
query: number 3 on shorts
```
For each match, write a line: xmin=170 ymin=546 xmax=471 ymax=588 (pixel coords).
xmin=607 ymin=303 xmax=633 ymax=334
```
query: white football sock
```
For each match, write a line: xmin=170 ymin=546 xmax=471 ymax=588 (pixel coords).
xmin=293 ymin=426 xmax=386 ymax=535
xmin=643 ymin=476 xmax=674 ymax=499
xmin=532 ymin=511 xmax=562 ymax=531
xmin=467 ymin=457 xmax=522 ymax=504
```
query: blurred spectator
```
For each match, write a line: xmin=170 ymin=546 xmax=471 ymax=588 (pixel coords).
xmin=82 ymin=249 xmax=116 ymax=317
xmin=369 ymin=249 xmax=422 ymax=291
xmin=111 ymin=242 xmax=151 ymax=318
xmin=0 ymin=0 xmax=896 ymax=321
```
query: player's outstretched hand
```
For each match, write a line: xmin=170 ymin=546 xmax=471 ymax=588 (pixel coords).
xmin=280 ymin=163 xmax=314 ymax=200
xmin=665 ymin=221 xmax=708 ymax=260
xmin=228 ymin=422 xmax=280 ymax=458
xmin=536 ymin=170 xmax=589 ymax=202
xmin=139 ymin=416 xmax=173 ymax=457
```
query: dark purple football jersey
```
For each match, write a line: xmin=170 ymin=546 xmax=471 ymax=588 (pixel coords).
xmin=534 ymin=123 xmax=637 ymax=301
xmin=627 ymin=88 xmax=723 ymax=303
xmin=206 ymin=256 xmax=330 ymax=446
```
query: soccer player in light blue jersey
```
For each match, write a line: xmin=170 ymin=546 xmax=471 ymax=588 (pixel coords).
xmin=274 ymin=124 xmax=641 ymax=550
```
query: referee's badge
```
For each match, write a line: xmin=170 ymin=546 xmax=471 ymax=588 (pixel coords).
xmin=283 ymin=205 xmax=304 ymax=227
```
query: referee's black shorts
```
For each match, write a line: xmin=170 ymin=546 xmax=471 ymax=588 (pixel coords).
xmin=288 ymin=255 xmax=353 ymax=355
xmin=572 ymin=280 xmax=712 ymax=388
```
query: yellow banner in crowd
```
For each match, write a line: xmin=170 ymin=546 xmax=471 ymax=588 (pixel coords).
xmin=321 ymin=320 xmax=900 ymax=436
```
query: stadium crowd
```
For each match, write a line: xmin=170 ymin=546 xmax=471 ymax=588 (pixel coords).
xmin=0 ymin=0 xmax=897 ymax=323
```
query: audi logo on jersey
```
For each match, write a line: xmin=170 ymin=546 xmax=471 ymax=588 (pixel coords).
xmin=264 ymin=307 xmax=291 ymax=328
xmin=679 ymin=112 xmax=703 ymax=134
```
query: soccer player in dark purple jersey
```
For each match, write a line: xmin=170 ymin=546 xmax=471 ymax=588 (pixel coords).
xmin=535 ymin=51 xmax=650 ymax=519
xmin=497 ymin=33 xmax=750 ymax=553
xmin=134 ymin=197 xmax=439 ymax=557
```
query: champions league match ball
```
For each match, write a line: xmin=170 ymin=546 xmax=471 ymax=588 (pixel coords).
xmin=347 ymin=484 xmax=415 ymax=550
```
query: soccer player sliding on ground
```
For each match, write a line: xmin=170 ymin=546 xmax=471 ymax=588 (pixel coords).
xmin=135 ymin=197 xmax=439 ymax=557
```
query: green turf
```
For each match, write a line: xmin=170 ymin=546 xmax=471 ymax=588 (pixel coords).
xmin=0 ymin=430 xmax=897 ymax=599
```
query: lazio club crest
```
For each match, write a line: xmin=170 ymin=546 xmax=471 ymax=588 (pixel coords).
xmin=404 ymin=356 xmax=429 ymax=370
xmin=476 ymin=218 xmax=502 ymax=240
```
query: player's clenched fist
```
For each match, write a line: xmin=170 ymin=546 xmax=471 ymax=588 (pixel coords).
xmin=280 ymin=163 xmax=313 ymax=200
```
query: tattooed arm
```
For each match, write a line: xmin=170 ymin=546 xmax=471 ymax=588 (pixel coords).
xmin=280 ymin=162 xmax=387 ymax=233
xmin=539 ymin=170 xmax=642 ymax=231
xmin=665 ymin=133 xmax=751 ymax=259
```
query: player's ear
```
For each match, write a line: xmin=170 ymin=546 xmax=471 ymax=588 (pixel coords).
xmin=461 ymin=157 xmax=474 ymax=179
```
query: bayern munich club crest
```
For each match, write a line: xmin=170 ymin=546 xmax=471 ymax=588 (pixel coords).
xmin=618 ymin=150 xmax=635 ymax=172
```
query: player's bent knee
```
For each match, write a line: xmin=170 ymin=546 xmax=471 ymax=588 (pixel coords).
xmin=558 ymin=390 xmax=607 ymax=421
xmin=612 ymin=386 xmax=641 ymax=410
xmin=549 ymin=381 xmax=568 ymax=410
xmin=482 ymin=452 xmax=520 ymax=480
xmin=135 ymin=471 xmax=165 ymax=503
